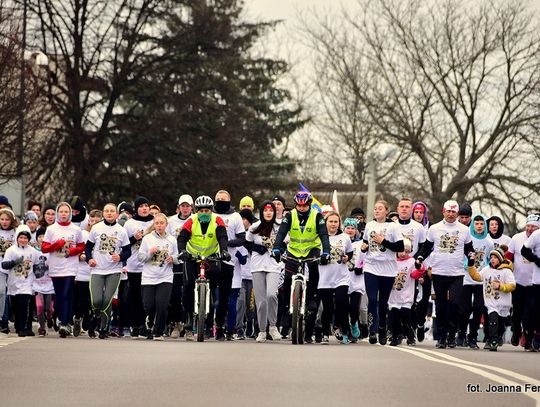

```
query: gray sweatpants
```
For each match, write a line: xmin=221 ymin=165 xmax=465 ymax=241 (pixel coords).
xmin=90 ymin=273 xmax=121 ymax=330
xmin=252 ymin=271 xmax=281 ymax=329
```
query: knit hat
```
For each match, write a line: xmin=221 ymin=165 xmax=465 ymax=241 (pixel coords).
xmin=178 ymin=194 xmax=193 ymax=206
xmin=43 ymin=203 xmax=56 ymax=213
xmin=0 ymin=195 xmax=10 ymax=207
xmin=239 ymin=208 xmax=256 ymax=224
xmin=117 ymin=201 xmax=134 ymax=215
xmin=489 ymin=247 xmax=505 ymax=265
xmin=67 ymin=196 xmax=87 ymax=223
xmin=134 ymin=196 xmax=150 ymax=212
xmin=258 ymin=200 xmax=276 ymax=224
xmin=343 ymin=217 xmax=358 ymax=229
xmin=526 ymin=213 xmax=540 ymax=228
xmin=271 ymin=195 xmax=286 ymax=206
xmin=458 ymin=202 xmax=472 ymax=217
xmin=35 ymin=227 xmax=46 ymax=239
xmin=15 ymin=224 xmax=31 ymax=240
xmin=388 ymin=211 xmax=399 ymax=219
xmin=239 ymin=196 xmax=255 ymax=209
xmin=23 ymin=211 xmax=39 ymax=223
xmin=443 ymin=200 xmax=459 ymax=212
xmin=350 ymin=207 xmax=365 ymax=217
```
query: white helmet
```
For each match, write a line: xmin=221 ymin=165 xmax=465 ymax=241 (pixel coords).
xmin=194 ymin=195 xmax=214 ymax=210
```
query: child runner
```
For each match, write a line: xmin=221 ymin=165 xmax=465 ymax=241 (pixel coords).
xmin=0 ymin=208 xmax=18 ymax=334
xmin=33 ymin=228 xmax=54 ymax=336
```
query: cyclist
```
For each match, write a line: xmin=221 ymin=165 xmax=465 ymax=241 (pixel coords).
xmin=177 ymin=195 xmax=230 ymax=341
xmin=272 ymin=191 xmax=331 ymax=343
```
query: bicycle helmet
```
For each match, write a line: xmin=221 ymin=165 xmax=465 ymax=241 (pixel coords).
xmin=194 ymin=195 xmax=214 ymax=210
xmin=294 ymin=191 xmax=313 ymax=206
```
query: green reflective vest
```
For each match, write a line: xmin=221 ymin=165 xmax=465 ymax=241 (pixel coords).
xmin=186 ymin=214 xmax=220 ymax=258
xmin=287 ymin=209 xmax=321 ymax=257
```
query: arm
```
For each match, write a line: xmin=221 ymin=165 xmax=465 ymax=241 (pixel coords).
xmin=316 ymin=213 xmax=331 ymax=253
xmin=498 ymin=282 xmax=516 ymax=293
xmin=521 ymin=246 xmax=540 ymax=266
xmin=41 ymin=239 xmax=65 ymax=253
xmin=120 ymin=244 xmax=131 ymax=265
xmin=228 ymin=231 xmax=246 ymax=248
xmin=467 ymin=266 xmax=482 ymax=282
xmin=85 ymin=240 xmax=95 ymax=262
xmin=415 ymin=240 xmax=434 ymax=260
xmin=381 ymin=239 xmax=405 ymax=252
xmin=68 ymin=242 xmax=86 ymax=257
xmin=273 ymin=213 xmax=292 ymax=251
xmin=216 ymin=225 xmax=228 ymax=252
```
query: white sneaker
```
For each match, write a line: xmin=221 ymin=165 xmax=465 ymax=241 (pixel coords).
xmin=269 ymin=326 xmax=281 ymax=341
xmin=170 ymin=323 xmax=180 ymax=339
xmin=153 ymin=336 xmax=164 ymax=341
xmin=321 ymin=335 xmax=329 ymax=345
xmin=256 ymin=332 xmax=267 ymax=343
xmin=185 ymin=330 xmax=195 ymax=341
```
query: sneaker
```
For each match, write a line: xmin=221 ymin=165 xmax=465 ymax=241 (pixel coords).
xmin=17 ymin=331 xmax=26 ymax=337
xmin=360 ymin=324 xmax=369 ymax=339
xmin=269 ymin=326 xmax=281 ymax=341
xmin=511 ymin=331 xmax=521 ymax=346
xmin=304 ymin=336 xmax=314 ymax=344
xmin=351 ymin=322 xmax=360 ymax=339
xmin=390 ymin=338 xmax=399 ymax=346
xmin=368 ymin=333 xmax=377 ymax=344
xmin=234 ymin=328 xmax=246 ymax=340
xmin=406 ymin=337 xmax=416 ymax=346
xmin=315 ymin=327 xmax=323 ymax=343
xmin=417 ymin=325 xmax=425 ymax=342
xmin=38 ymin=328 xmax=47 ymax=337
xmin=215 ymin=327 xmax=225 ymax=341
xmin=498 ymin=336 xmax=504 ymax=347
xmin=435 ymin=338 xmax=446 ymax=349
xmin=226 ymin=332 xmax=234 ymax=341
xmin=334 ymin=328 xmax=343 ymax=341
xmin=58 ymin=325 xmax=68 ymax=338
xmin=468 ymin=338 xmax=479 ymax=350
xmin=489 ymin=340 xmax=498 ymax=352
xmin=153 ymin=335 xmax=164 ymax=341
xmin=321 ymin=335 xmax=329 ymax=345
xmin=0 ymin=326 xmax=9 ymax=335
xmin=73 ymin=318 xmax=81 ymax=337
xmin=88 ymin=327 xmax=97 ymax=338
xmin=170 ymin=323 xmax=181 ymax=339
xmin=139 ymin=326 xmax=148 ymax=340
xmin=456 ymin=336 xmax=465 ymax=347
xmin=350 ymin=337 xmax=358 ymax=344
xmin=98 ymin=329 xmax=107 ymax=340
xmin=483 ymin=341 xmax=491 ymax=350
xmin=447 ymin=336 xmax=456 ymax=349
xmin=122 ymin=327 xmax=131 ymax=337
xmin=25 ymin=329 xmax=35 ymax=337
xmin=109 ymin=327 xmax=121 ymax=338
xmin=185 ymin=330 xmax=195 ymax=341
xmin=255 ymin=332 xmax=267 ymax=343
xmin=378 ymin=329 xmax=387 ymax=346
xmin=341 ymin=335 xmax=350 ymax=345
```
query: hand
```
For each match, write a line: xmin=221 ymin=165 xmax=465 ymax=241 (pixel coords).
xmin=79 ymin=253 xmax=86 ymax=262
xmin=235 ymin=251 xmax=247 ymax=265
xmin=427 ymin=267 xmax=433 ymax=278
xmin=121 ymin=266 xmax=128 ymax=274
xmin=320 ymin=252 xmax=330 ymax=266
xmin=111 ymin=253 xmax=120 ymax=262
xmin=361 ymin=242 xmax=368 ymax=252
xmin=415 ymin=256 xmax=424 ymax=270
xmin=491 ymin=280 xmax=501 ymax=290
xmin=88 ymin=259 xmax=97 ymax=267
xmin=178 ymin=250 xmax=191 ymax=262
xmin=220 ymin=250 xmax=231 ymax=262
xmin=14 ymin=256 xmax=24 ymax=265
xmin=271 ymin=249 xmax=281 ymax=262
xmin=342 ymin=255 xmax=349 ymax=264
xmin=372 ymin=233 xmax=385 ymax=245
xmin=354 ymin=267 xmax=363 ymax=276
xmin=467 ymin=252 xmax=476 ymax=267
xmin=149 ymin=246 xmax=158 ymax=254
xmin=165 ymin=256 xmax=173 ymax=264
xmin=134 ymin=230 xmax=143 ymax=240
xmin=418 ymin=277 xmax=425 ymax=285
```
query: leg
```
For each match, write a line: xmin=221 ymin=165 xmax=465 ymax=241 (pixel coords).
xmin=432 ymin=275 xmax=449 ymax=344
xmin=252 ymin=272 xmax=268 ymax=331
xmin=227 ymin=287 xmax=240 ymax=334
xmin=334 ymin=285 xmax=350 ymax=337
xmin=141 ymin=284 xmax=157 ymax=336
xmin=266 ymin=273 xmax=280 ymax=327
xmin=377 ymin=276 xmax=395 ymax=337
xmin=447 ymin=276 xmax=464 ymax=342
xmin=318 ymin=288 xmax=334 ymax=337
xmin=127 ymin=272 xmax=144 ymax=331
xmin=457 ymin=284 xmax=473 ymax=342
xmin=212 ymin=263 xmax=233 ymax=330
xmin=468 ymin=285 xmax=484 ymax=344
xmin=153 ymin=283 xmax=172 ymax=337
xmin=99 ymin=273 xmax=122 ymax=330
xmin=364 ymin=272 xmax=380 ymax=337
xmin=181 ymin=261 xmax=198 ymax=330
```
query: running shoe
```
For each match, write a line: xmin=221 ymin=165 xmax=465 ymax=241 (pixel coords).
xmin=435 ymin=338 xmax=446 ymax=349
xmin=416 ymin=325 xmax=425 ymax=342
xmin=341 ymin=335 xmax=349 ymax=345
xmin=185 ymin=330 xmax=195 ymax=341
xmin=215 ymin=327 xmax=225 ymax=341
xmin=368 ymin=333 xmax=377 ymax=344
xmin=255 ymin=332 xmax=267 ymax=343
xmin=73 ymin=318 xmax=81 ymax=337
xmin=321 ymin=335 xmax=329 ymax=345
xmin=511 ymin=331 xmax=521 ymax=347
xmin=468 ymin=338 xmax=479 ymax=350
xmin=38 ymin=327 xmax=47 ymax=337
xmin=351 ymin=322 xmax=360 ymax=339
xmin=269 ymin=326 xmax=281 ymax=341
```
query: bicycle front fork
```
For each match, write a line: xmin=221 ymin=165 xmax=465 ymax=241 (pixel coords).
xmin=289 ymin=275 xmax=307 ymax=316
xmin=194 ymin=279 xmax=211 ymax=316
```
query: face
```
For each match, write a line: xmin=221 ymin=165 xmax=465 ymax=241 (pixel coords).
xmin=89 ymin=215 xmax=102 ymax=227
xmin=179 ymin=203 xmax=192 ymax=217
xmin=373 ymin=203 xmax=388 ymax=221
xmin=273 ymin=200 xmax=284 ymax=217
xmin=57 ymin=205 xmax=71 ymax=222
xmin=489 ymin=254 xmax=500 ymax=268
xmin=215 ymin=192 xmax=230 ymax=202
xmin=344 ymin=225 xmax=356 ymax=239
xmin=154 ymin=216 xmax=167 ymax=234
xmin=489 ymin=220 xmax=499 ymax=234
xmin=263 ymin=207 xmax=274 ymax=221
xmin=31 ymin=205 xmax=41 ymax=217
xmin=390 ymin=214 xmax=399 ymax=222
xmin=44 ymin=209 xmax=55 ymax=225
xmin=413 ymin=209 xmax=424 ymax=223
xmin=473 ymin=220 xmax=484 ymax=234
xmin=525 ymin=224 xmax=539 ymax=237
xmin=326 ymin=214 xmax=340 ymax=233
xmin=354 ymin=215 xmax=365 ymax=224
xmin=458 ymin=215 xmax=471 ymax=225
xmin=296 ymin=203 xmax=310 ymax=213
xmin=443 ymin=209 xmax=458 ymax=223
xmin=241 ymin=204 xmax=254 ymax=211
xmin=198 ymin=208 xmax=212 ymax=215
xmin=398 ymin=251 xmax=409 ymax=259
xmin=103 ymin=205 xmax=117 ymax=223
xmin=17 ymin=235 xmax=29 ymax=246
xmin=149 ymin=207 xmax=160 ymax=217
xmin=138 ymin=203 xmax=150 ymax=217
xmin=398 ymin=200 xmax=412 ymax=220
xmin=26 ymin=219 xmax=38 ymax=232
xmin=37 ymin=234 xmax=44 ymax=245
xmin=0 ymin=214 xmax=11 ymax=229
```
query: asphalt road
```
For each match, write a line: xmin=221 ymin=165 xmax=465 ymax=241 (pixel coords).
xmin=1 ymin=333 xmax=539 ymax=407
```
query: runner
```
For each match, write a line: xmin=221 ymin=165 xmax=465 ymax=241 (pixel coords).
xmin=0 ymin=208 xmax=18 ymax=334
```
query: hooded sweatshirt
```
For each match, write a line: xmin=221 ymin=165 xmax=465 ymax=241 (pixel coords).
xmin=411 ymin=201 xmax=429 ymax=231
xmin=464 ymin=214 xmax=494 ymax=285
xmin=468 ymin=260 xmax=515 ymax=317
xmin=2 ymin=226 xmax=40 ymax=295
xmin=487 ymin=216 xmax=511 ymax=249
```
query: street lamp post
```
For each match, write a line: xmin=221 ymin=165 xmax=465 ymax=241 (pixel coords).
xmin=17 ymin=0 xmax=27 ymax=216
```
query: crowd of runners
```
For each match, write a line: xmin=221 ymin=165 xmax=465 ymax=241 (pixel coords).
xmin=0 ymin=191 xmax=539 ymax=351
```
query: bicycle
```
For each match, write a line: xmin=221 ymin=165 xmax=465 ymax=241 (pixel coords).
xmin=281 ymin=255 xmax=320 ymax=345
xmin=191 ymin=253 xmax=221 ymax=342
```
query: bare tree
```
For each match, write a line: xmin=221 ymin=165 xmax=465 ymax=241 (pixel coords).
xmin=300 ymin=0 xmax=540 ymax=223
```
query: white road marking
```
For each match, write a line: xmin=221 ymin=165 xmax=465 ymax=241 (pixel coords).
xmin=0 ymin=336 xmax=28 ymax=348
xmin=390 ymin=346 xmax=540 ymax=406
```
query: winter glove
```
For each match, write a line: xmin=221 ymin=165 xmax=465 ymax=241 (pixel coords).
xmin=235 ymin=251 xmax=248 ymax=265
xmin=415 ymin=256 xmax=424 ymax=270
xmin=354 ymin=267 xmax=363 ymax=276
xmin=178 ymin=250 xmax=191 ymax=262
xmin=220 ymin=250 xmax=231 ymax=262
xmin=320 ymin=252 xmax=330 ymax=266
xmin=271 ymin=248 xmax=281 ymax=262
xmin=252 ymin=244 xmax=268 ymax=255
xmin=14 ymin=256 xmax=25 ymax=265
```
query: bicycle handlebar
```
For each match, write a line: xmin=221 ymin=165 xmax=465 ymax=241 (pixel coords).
xmin=281 ymin=255 xmax=320 ymax=264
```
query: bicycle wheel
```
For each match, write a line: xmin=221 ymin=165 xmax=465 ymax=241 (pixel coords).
xmin=197 ymin=283 xmax=207 ymax=342
xmin=291 ymin=280 xmax=304 ymax=345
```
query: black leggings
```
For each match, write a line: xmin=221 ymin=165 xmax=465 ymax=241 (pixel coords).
xmin=142 ymin=282 xmax=172 ymax=336
xmin=389 ymin=307 xmax=414 ymax=341
xmin=364 ymin=272 xmax=394 ymax=334
xmin=415 ymin=276 xmax=432 ymax=327
xmin=458 ymin=284 xmax=484 ymax=341
xmin=127 ymin=272 xmax=145 ymax=329
xmin=10 ymin=294 xmax=32 ymax=333
xmin=511 ymin=284 xmax=535 ymax=341
xmin=432 ymin=275 xmax=463 ymax=340
xmin=318 ymin=286 xmax=350 ymax=336
xmin=73 ymin=280 xmax=91 ymax=330
xmin=349 ymin=292 xmax=362 ymax=326
xmin=168 ymin=272 xmax=184 ymax=324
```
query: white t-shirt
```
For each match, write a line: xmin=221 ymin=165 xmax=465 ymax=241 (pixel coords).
xmin=167 ymin=215 xmax=189 ymax=239
xmin=87 ymin=221 xmax=130 ymax=275
xmin=524 ymin=229 xmax=540 ymax=285
xmin=139 ymin=231 xmax=178 ymax=285
xmin=492 ymin=234 xmax=511 ymax=250
xmin=76 ymin=229 xmax=91 ymax=282
xmin=124 ymin=218 xmax=154 ymax=273
xmin=426 ymin=220 xmax=472 ymax=277
xmin=348 ymin=240 xmax=365 ymax=294
xmin=0 ymin=228 xmax=16 ymax=275
xmin=43 ymin=222 xmax=84 ymax=277
xmin=218 ymin=211 xmax=245 ymax=266
xmin=237 ymin=246 xmax=252 ymax=280
xmin=4 ymin=244 xmax=38 ymax=295
xmin=388 ymin=257 xmax=418 ymax=309
xmin=363 ymin=220 xmax=401 ymax=277
xmin=396 ymin=220 xmax=426 ymax=256
xmin=463 ymin=236 xmax=494 ymax=286
xmin=246 ymin=222 xmax=281 ymax=273
xmin=508 ymin=231 xmax=534 ymax=286
xmin=477 ymin=266 xmax=515 ymax=317
xmin=32 ymin=251 xmax=54 ymax=294
xmin=318 ymin=232 xmax=352 ymax=289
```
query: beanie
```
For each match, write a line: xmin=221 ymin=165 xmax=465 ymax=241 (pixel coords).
xmin=350 ymin=207 xmax=365 ymax=217
xmin=67 ymin=196 xmax=87 ymax=223
xmin=15 ymin=224 xmax=31 ymax=240
xmin=458 ymin=202 xmax=472 ymax=216
xmin=343 ymin=217 xmax=358 ymax=229
xmin=271 ymin=195 xmax=286 ymax=206
xmin=525 ymin=213 xmax=540 ymax=228
xmin=35 ymin=227 xmax=46 ymax=239
xmin=23 ymin=211 xmax=39 ymax=223
xmin=0 ymin=195 xmax=9 ymax=206
xmin=117 ymin=201 xmax=134 ymax=215
xmin=239 ymin=196 xmax=255 ymax=209
xmin=489 ymin=247 xmax=505 ymax=265
xmin=134 ymin=196 xmax=150 ymax=212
